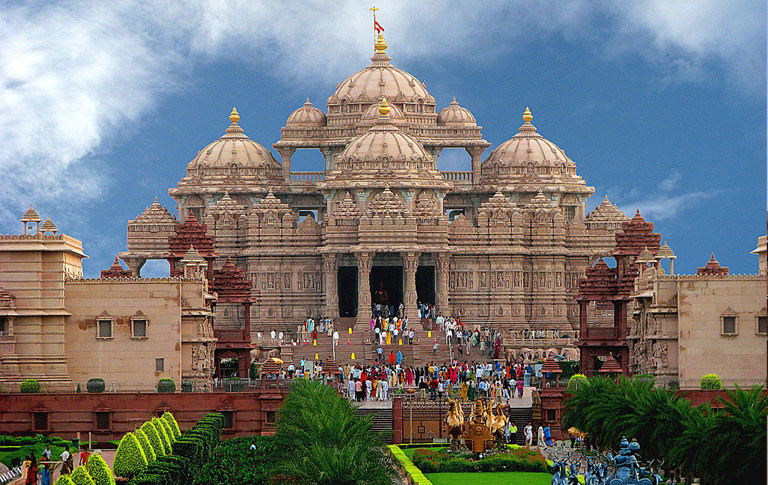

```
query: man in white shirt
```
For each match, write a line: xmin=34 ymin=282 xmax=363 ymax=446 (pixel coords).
xmin=60 ymin=448 xmax=71 ymax=464
xmin=270 ymin=329 xmax=276 ymax=340
xmin=333 ymin=330 xmax=340 ymax=346
xmin=524 ymin=422 xmax=533 ymax=449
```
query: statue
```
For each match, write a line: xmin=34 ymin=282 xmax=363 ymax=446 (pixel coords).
xmin=486 ymin=401 xmax=508 ymax=447
xmin=445 ymin=397 xmax=465 ymax=450
xmin=373 ymin=281 xmax=389 ymax=304
xmin=462 ymin=398 xmax=494 ymax=453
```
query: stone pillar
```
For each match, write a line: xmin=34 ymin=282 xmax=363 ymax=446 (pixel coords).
xmin=356 ymin=252 xmax=373 ymax=324
xmin=122 ymin=256 xmax=145 ymax=277
xmin=277 ymin=147 xmax=296 ymax=184
xmin=321 ymin=147 xmax=334 ymax=171
xmin=465 ymin=146 xmax=486 ymax=185
xmin=614 ymin=300 xmax=628 ymax=340
xmin=323 ymin=253 xmax=340 ymax=318
xmin=403 ymin=252 xmax=420 ymax=322
xmin=244 ymin=302 xmax=252 ymax=341
xmin=435 ymin=253 xmax=450 ymax=315
xmin=578 ymin=300 xmax=589 ymax=339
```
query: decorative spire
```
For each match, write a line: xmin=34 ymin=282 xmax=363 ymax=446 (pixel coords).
xmin=516 ymin=107 xmax=538 ymax=136
xmin=374 ymin=32 xmax=387 ymax=53
xmin=450 ymin=96 xmax=458 ymax=105
xmin=21 ymin=205 xmax=42 ymax=223
xmin=522 ymin=107 xmax=533 ymax=123
xmin=229 ymin=107 xmax=240 ymax=124
xmin=378 ymin=97 xmax=391 ymax=117
xmin=225 ymin=107 xmax=244 ymax=135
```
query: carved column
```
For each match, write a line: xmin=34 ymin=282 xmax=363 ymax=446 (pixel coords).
xmin=356 ymin=252 xmax=373 ymax=324
xmin=465 ymin=146 xmax=486 ymax=186
xmin=578 ymin=300 xmax=589 ymax=339
xmin=403 ymin=252 xmax=421 ymax=322
xmin=323 ymin=253 xmax=340 ymax=318
xmin=435 ymin=253 xmax=450 ymax=315
xmin=277 ymin=147 xmax=296 ymax=184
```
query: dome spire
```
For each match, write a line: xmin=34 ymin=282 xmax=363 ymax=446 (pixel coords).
xmin=378 ymin=97 xmax=391 ymax=117
xmin=374 ymin=32 xmax=387 ymax=53
xmin=225 ymin=107 xmax=244 ymax=135
xmin=523 ymin=107 xmax=533 ymax=123
xmin=517 ymin=106 xmax=537 ymax=135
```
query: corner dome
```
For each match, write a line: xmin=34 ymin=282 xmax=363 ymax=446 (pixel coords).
xmin=362 ymin=100 xmax=404 ymax=120
xmin=327 ymin=34 xmax=435 ymax=110
xmin=286 ymin=99 xmax=326 ymax=126
xmin=484 ymin=108 xmax=572 ymax=170
xmin=437 ymin=97 xmax=476 ymax=126
xmin=187 ymin=108 xmax=281 ymax=174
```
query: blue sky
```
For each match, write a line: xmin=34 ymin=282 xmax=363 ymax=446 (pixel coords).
xmin=0 ymin=1 xmax=765 ymax=277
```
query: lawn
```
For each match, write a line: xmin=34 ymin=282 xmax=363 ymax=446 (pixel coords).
xmin=0 ymin=442 xmax=71 ymax=468
xmin=427 ymin=471 xmax=553 ymax=484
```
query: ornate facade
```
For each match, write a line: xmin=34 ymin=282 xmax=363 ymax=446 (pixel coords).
xmin=118 ymin=34 xmax=630 ymax=340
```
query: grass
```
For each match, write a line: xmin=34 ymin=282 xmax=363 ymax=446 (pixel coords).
xmin=0 ymin=443 xmax=72 ymax=468
xmin=426 ymin=471 xmax=553 ymax=485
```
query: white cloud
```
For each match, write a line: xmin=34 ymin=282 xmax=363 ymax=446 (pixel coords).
xmin=658 ymin=169 xmax=681 ymax=192
xmin=618 ymin=191 xmax=715 ymax=221
xmin=0 ymin=0 xmax=763 ymax=229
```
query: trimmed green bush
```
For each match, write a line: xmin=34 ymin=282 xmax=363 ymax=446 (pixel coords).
xmin=86 ymin=453 xmax=116 ymax=485
xmin=701 ymin=373 xmax=722 ymax=389
xmin=140 ymin=421 xmax=166 ymax=457
xmin=157 ymin=418 xmax=175 ymax=445
xmin=567 ymin=373 xmax=588 ymax=393
xmin=87 ymin=378 xmax=105 ymax=393
xmin=54 ymin=476 xmax=76 ymax=485
xmin=161 ymin=412 xmax=181 ymax=439
xmin=152 ymin=417 xmax=172 ymax=452
xmin=113 ymin=432 xmax=148 ymax=478
xmin=20 ymin=379 xmax=40 ymax=393
xmin=134 ymin=428 xmax=156 ymax=464
xmin=156 ymin=379 xmax=175 ymax=393
xmin=70 ymin=466 xmax=96 ymax=485
xmin=127 ymin=473 xmax=167 ymax=485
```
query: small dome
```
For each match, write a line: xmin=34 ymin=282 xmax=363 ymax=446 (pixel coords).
xmin=286 ymin=99 xmax=327 ymax=126
xmin=437 ymin=97 xmax=476 ymax=126
xmin=187 ymin=108 xmax=281 ymax=172
xmin=338 ymin=102 xmax=432 ymax=169
xmin=362 ymin=100 xmax=404 ymax=120
xmin=483 ymin=108 xmax=573 ymax=171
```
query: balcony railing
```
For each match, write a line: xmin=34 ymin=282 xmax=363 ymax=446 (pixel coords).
xmin=441 ymin=171 xmax=473 ymax=185
xmin=290 ymin=171 xmax=325 ymax=183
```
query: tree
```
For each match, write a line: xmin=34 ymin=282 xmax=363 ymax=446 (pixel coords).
xmin=113 ymin=432 xmax=148 ymax=478
xmin=270 ymin=379 xmax=398 ymax=484
xmin=140 ymin=421 xmax=166 ymax=456
xmin=86 ymin=453 xmax=115 ymax=485
xmin=134 ymin=428 xmax=157 ymax=464
xmin=69 ymin=466 xmax=96 ymax=485
xmin=54 ymin=476 xmax=75 ymax=485
xmin=700 ymin=373 xmax=722 ymax=389
xmin=153 ymin=417 xmax=173 ymax=452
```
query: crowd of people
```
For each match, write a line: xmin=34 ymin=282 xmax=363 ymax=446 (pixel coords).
xmin=509 ymin=328 xmax=576 ymax=340
xmin=20 ymin=444 xmax=93 ymax=485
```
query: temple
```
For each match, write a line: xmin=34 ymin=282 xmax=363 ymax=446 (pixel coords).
xmin=118 ymin=33 xmax=628 ymax=339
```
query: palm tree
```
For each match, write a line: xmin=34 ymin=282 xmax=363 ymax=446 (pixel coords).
xmin=270 ymin=379 xmax=398 ymax=485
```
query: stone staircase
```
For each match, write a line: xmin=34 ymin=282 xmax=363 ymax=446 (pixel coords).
xmin=508 ymin=406 xmax=534 ymax=445
xmin=355 ymin=406 xmax=394 ymax=444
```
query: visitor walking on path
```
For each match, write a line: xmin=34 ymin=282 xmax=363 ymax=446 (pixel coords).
xmin=524 ymin=422 xmax=533 ymax=449
xmin=537 ymin=425 xmax=546 ymax=449
xmin=544 ymin=425 xmax=552 ymax=447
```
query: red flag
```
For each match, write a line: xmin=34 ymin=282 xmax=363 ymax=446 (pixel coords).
xmin=374 ymin=20 xmax=384 ymax=33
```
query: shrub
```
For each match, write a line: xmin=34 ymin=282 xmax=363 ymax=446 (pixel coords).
xmin=567 ymin=374 xmax=588 ymax=393
xmin=157 ymin=419 xmax=175 ymax=445
xmin=70 ymin=466 xmax=96 ymax=485
xmin=55 ymin=476 xmax=76 ymax=485
xmin=128 ymin=473 xmax=167 ymax=485
xmin=557 ymin=360 xmax=580 ymax=379
xmin=87 ymin=378 xmax=105 ymax=393
xmin=86 ymin=453 xmax=116 ymax=485
xmin=113 ymin=432 xmax=148 ymax=478
xmin=192 ymin=436 xmax=275 ymax=485
xmin=171 ymin=438 xmax=202 ymax=462
xmin=701 ymin=373 xmax=722 ymax=390
xmin=134 ymin=428 xmax=156 ymax=464
xmin=152 ymin=418 xmax=172 ymax=453
xmin=161 ymin=412 xmax=181 ymax=439
xmin=140 ymin=421 xmax=165 ymax=457
xmin=156 ymin=379 xmax=175 ymax=393
xmin=20 ymin=379 xmax=40 ymax=393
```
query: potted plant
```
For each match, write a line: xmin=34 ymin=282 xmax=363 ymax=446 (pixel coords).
xmin=87 ymin=378 xmax=106 ymax=393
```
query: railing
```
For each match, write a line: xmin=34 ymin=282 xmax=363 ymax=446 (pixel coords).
xmin=441 ymin=171 xmax=473 ymax=184
xmin=503 ymin=337 xmax=577 ymax=347
xmin=290 ymin=171 xmax=325 ymax=183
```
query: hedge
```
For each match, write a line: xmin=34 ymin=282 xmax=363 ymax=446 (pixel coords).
xmin=20 ymin=379 xmax=40 ymax=393
xmin=157 ymin=418 xmax=175 ymax=446
xmin=157 ymin=379 xmax=175 ymax=393
xmin=86 ymin=453 xmax=116 ymax=485
xmin=701 ymin=373 xmax=722 ymax=389
xmin=70 ymin=466 xmax=96 ymax=485
xmin=161 ymin=412 xmax=181 ymax=439
xmin=113 ymin=432 xmax=148 ymax=478
xmin=388 ymin=445 xmax=433 ymax=485
xmin=140 ymin=421 xmax=165 ymax=457
xmin=152 ymin=417 xmax=173 ymax=451
xmin=134 ymin=428 xmax=156 ymax=464
xmin=54 ymin=476 xmax=76 ymax=485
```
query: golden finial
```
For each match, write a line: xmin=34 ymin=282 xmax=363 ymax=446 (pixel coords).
xmin=522 ymin=107 xmax=533 ymax=123
xmin=229 ymin=107 xmax=240 ymax=124
xmin=378 ymin=98 xmax=391 ymax=116
xmin=374 ymin=32 xmax=387 ymax=53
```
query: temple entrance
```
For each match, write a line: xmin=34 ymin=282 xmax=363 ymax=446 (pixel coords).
xmin=416 ymin=266 xmax=435 ymax=305
xmin=338 ymin=266 xmax=358 ymax=317
xmin=370 ymin=266 xmax=403 ymax=307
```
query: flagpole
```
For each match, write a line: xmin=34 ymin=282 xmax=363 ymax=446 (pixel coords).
xmin=370 ymin=6 xmax=379 ymax=44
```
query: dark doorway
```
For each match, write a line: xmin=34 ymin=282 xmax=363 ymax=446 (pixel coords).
xmin=416 ymin=266 xmax=435 ymax=305
xmin=338 ymin=267 xmax=358 ymax=317
xmin=370 ymin=266 xmax=403 ymax=307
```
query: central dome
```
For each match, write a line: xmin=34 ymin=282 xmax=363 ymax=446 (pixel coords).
xmin=327 ymin=34 xmax=436 ymax=118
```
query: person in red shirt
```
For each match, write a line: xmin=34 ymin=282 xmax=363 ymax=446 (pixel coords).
xmin=79 ymin=448 xmax=90 ymax=465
